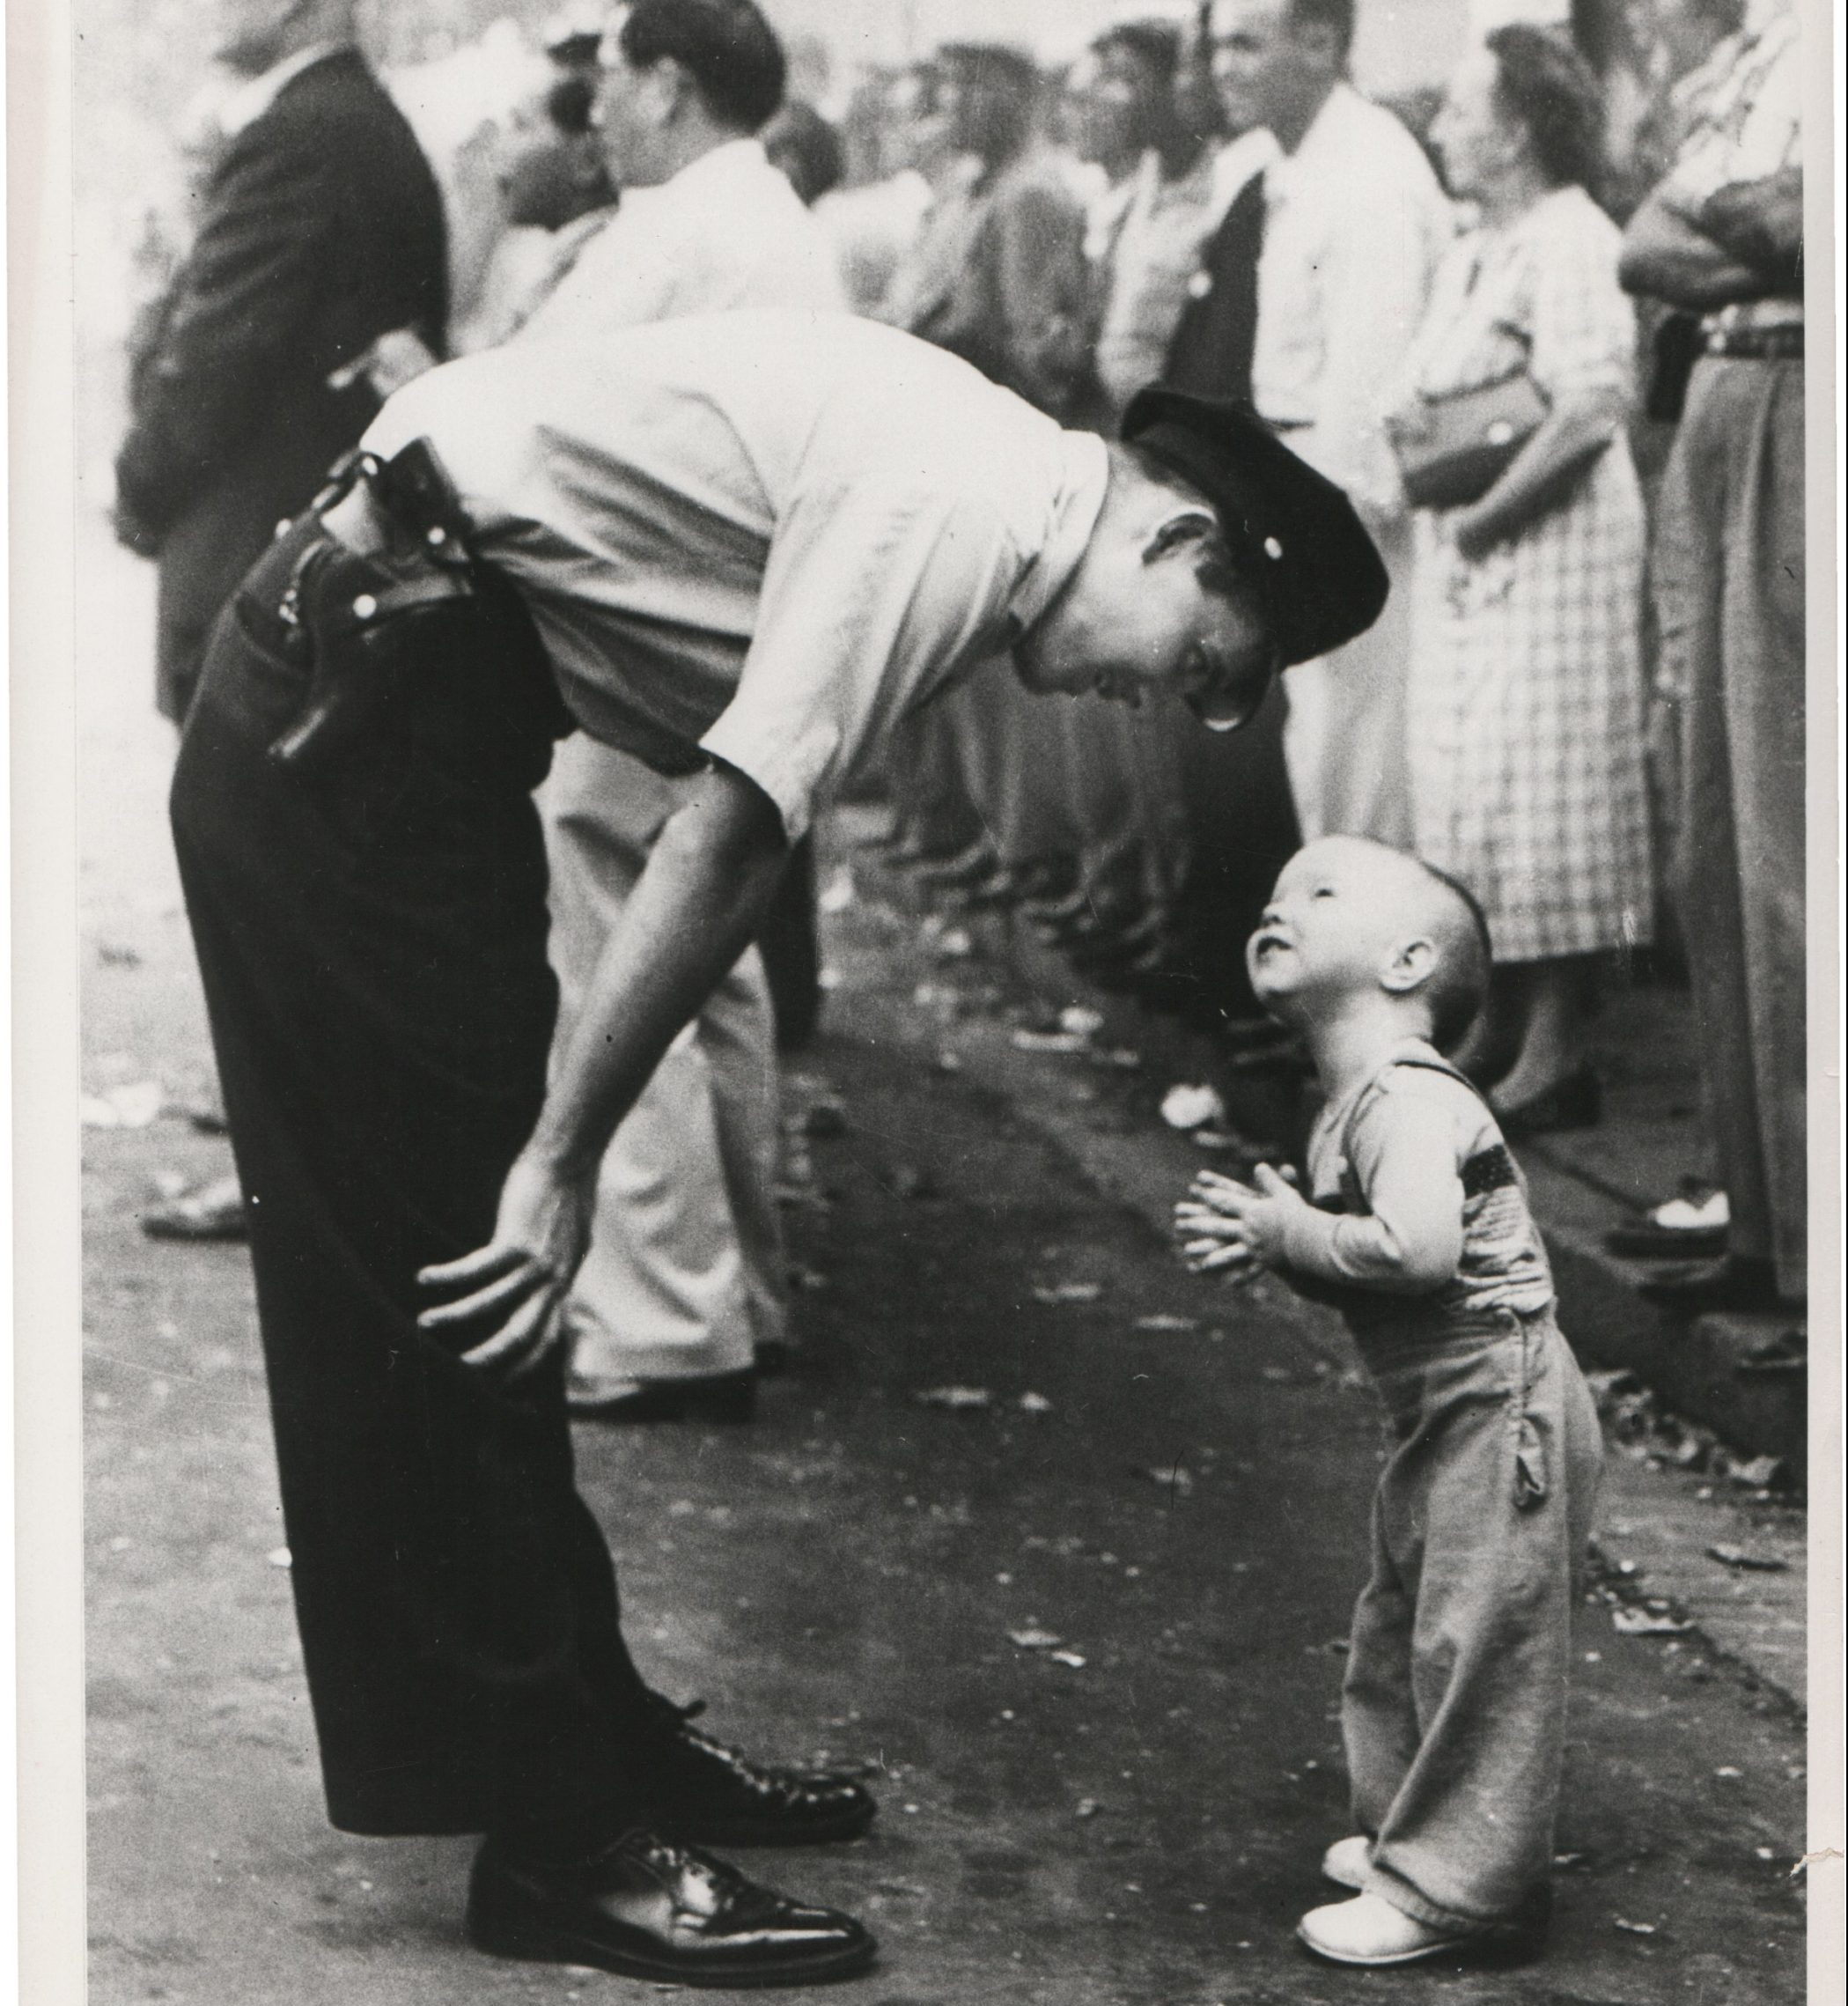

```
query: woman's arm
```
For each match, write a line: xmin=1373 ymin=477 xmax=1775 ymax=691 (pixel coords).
xmin=1448 ymin=388 xmax=1623 ymax=560
xmin=418 ymin=759 xmax=791 ymax=1371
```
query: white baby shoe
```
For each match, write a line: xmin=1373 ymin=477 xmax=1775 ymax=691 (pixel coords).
xmin=1297 ymin=1892 xmax=1491 ymax=1966
xmin=1320 ymin=1835 xmax=1372 ymax=1891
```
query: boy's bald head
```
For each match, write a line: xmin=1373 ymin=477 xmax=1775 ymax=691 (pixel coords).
xmin=1248 ymin=837 xmax=1491 ymax=1050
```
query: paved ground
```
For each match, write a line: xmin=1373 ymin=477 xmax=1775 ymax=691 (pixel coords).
xmin=80 ymin=524 xmax=1809 ymax=2004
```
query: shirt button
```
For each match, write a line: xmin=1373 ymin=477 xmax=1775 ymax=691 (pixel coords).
xmin=352 ymin=594 xmax=378 ymax=621
xmin=1187 ymin=270 xmax=1213 ymax=299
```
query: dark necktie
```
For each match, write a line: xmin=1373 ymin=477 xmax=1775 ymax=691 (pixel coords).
xmin=1160 ymin=170 xmax=1267 ymax=403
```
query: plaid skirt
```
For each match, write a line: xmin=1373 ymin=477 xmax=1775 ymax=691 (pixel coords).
xmin=1406 ymin=447 xmax=1654 ymax=964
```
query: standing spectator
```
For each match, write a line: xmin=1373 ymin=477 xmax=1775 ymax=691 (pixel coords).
xmin=524 ymin=0 xmax=848 ymax=1422
xmin=818 ymin=65 xmax=945 ymax=318
xmin=1213 ymin=0 xmax=1452 ymax=849
xmin=114 ymin=0 xmax=448 ymax=726
xmin=1395 ymin=26 xmax=1653 ymax=1127
xmin=879 ymin=44 xmax=1093 ymax=916
xmin=890 ymin=43 xmax=1088 ymax=416
xmin=1086 ymin=19 xmax=1252 ymax=429
xmin=1619 ymin=0 xmax=1804 ymax=1310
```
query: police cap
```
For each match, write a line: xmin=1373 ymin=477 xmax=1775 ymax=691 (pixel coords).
xmin=1121 ymin=385 xmax=1389 ymax=684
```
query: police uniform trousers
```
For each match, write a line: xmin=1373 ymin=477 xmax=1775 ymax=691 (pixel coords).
xmin=169 ymin=520 xmax=665 ymax=1837
xmin=541 ymin=735 xmax=788 ymax=1390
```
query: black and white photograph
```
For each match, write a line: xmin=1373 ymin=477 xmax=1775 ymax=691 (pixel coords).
xmin=9 ymin=0 xmax=1841 ymax=1997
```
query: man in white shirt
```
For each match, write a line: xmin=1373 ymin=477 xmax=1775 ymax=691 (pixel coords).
xmin=172 ymin=308 xmax=1390 ymax=1985
xmin=521 ymin=0 xmax=847 ymax=1424
xmin=1214 ymin=0 xmax=1451 ymax=847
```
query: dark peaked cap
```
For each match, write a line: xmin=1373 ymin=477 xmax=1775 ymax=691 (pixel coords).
xmin=1122 ymin=386 xmax=1389 ymax=669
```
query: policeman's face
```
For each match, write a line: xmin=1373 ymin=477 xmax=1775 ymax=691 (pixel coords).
xmin=210 ymin=0 xmax=302 ymax=77
xmin=1013 ymin=497 xmax=1277 ymax=731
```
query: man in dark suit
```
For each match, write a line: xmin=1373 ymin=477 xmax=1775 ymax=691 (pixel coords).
xmin=115 ymin=0 xmax=448 ymax=725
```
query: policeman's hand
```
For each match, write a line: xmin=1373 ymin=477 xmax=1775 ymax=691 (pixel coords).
xmin=416 ymin=1149 xmax=596 ymax=1379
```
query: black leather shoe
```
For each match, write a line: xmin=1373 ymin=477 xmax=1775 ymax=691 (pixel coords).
xmin=467 ymin=1829 xmax=876 ymax=1988
xmin=645 ymin=1699 xmax=878 ymax=1847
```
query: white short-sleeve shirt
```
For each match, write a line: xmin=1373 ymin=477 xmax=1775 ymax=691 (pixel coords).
xmin=362 ymin=311 xmax=1109 ymax=841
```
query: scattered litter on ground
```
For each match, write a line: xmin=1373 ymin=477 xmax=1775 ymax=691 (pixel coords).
xmin=1033 ymin=1280 xmax=1104 ymax=1305
xmin=1612 ymin=1605 xmax=1695 ymax=1637
xmin=933 ymin=1050 xmax=962 ymax=1073
xmin=1049 ymin=1649 xmax=1087 ymax=1669
xmin=1075 ymin=1798 xmax=1102 ymax=1818
xmin=1009 ymin=1627 xmax=1062 ymax=1650
xmin=1160 ymin=1083 xmax=1226 ymax=1132
xmin=818 ymin=867 xmax=856 ymax=915
xmin=1614 ymin=1918 xmax=1658 ymax=1936
xmin=1018 ymin=1392 xmax=1053 ymax=1414
xmin=1057 ymin=1006 xmax=1106 ymax=1039
xmin=1588 ymin=1370 xmax=1797 ymax=1493
xmin=1012 ymin=1028 xmax=1091 ymax=1055
xmin=1706 ymin=1545 xmax=1789 ymax=1573
xmin=1137 ymin=1464 xmax=1195 ymax=1498
xmin=1134 ymin=1314 xmax=1198 ymax=1333
xmin=913 ymin=1385 xmax=993 ymax=1412
xmin=882 ymin=1162 xmax=937 ymax=1200
xmin=1089 ymin=1046 xmax=1143 ymax=1071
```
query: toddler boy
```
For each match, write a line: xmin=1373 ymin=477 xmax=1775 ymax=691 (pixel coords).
xmin=1175 ymin=837 xmax=1602 ymax=1967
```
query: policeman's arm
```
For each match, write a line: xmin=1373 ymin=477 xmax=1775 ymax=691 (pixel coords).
xmin=417 ymin=760 xmax=791 ymax=1373
xmin=114 ymin=127 xmax=336 ymax=539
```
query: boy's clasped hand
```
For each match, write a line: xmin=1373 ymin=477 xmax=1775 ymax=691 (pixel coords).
xmin=1174 ymin=1163 xmax=1304 ymax=1278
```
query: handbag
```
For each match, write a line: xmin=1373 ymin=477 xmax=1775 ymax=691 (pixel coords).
xmin=1388 ymin=369 xmax=1551 ymax=512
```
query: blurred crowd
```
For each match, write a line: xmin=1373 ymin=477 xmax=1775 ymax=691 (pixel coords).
xmin=114 ymin=0 xmax=1807 ymax=1397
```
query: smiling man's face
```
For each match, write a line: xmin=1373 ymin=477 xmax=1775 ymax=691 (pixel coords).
xmin=1012 ymin=468 xmax=1278 ymax=731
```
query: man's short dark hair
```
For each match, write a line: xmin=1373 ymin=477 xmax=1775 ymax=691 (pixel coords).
xmin=1285 ymin=0 xmax=1357 ymax=59
xmin=618 ymin=0 xmax=787 ymax=134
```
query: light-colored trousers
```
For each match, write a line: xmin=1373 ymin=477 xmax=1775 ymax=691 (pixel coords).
xmin=1344 ymin=1309 xmax=1603 ymax=1929
xmin=542 ymin=734 xmax=787 ymax=1388
xmin=1652 ymin=356 xmax=1807 ymax=1299
xmin=1281 ymin=512 xmax=1415 ymax=847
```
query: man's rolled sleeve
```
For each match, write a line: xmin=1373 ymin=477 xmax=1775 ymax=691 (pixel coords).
xmin=698 ymin=478 xmax=1022 ymax=842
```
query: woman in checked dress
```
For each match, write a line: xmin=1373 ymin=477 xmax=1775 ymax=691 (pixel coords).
xmin=1400 ymin=25 xmax=1653 ymax=1127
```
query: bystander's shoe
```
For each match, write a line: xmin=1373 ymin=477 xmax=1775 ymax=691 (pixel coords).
xmin=141 ymin=1172 xmax=248 ymax=1242
xmin=1321 ymin=1834 xmax=1372 ymax=1890
xmin=643 ymin=1698 xmax=879 ymax=1847
xmin=1604 ymin=1185 xmax=1729 ymax=1261
xmin=566 ymin=1368 xmax=757 ymax=1425
xmin=1297 ymin=1890 xmax=1545 ymax=1968
xmin=1636 ymin=1254 xmax=1789 ymax=1315
xmin=467 ymin=1828 xmax=877 ymax=1988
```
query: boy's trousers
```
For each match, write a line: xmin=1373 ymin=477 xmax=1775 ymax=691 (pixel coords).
xmin=1342 ymin=1308 xmax=1602 ymax=1929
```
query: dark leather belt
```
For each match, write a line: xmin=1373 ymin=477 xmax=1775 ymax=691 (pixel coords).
xmin=1703 ymin=322 xmax=1803 ymax=360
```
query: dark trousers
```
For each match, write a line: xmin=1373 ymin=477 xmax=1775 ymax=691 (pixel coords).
xmin=170 ymin=524 xmax=661 ymax=1836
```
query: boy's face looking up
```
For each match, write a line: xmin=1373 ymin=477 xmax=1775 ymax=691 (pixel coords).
xmin=1248 ymin=837 xmax=1476 ymax=1035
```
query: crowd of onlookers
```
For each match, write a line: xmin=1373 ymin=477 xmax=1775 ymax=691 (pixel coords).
xmin=114 ymin=0 xmax=1807 ymax=1356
